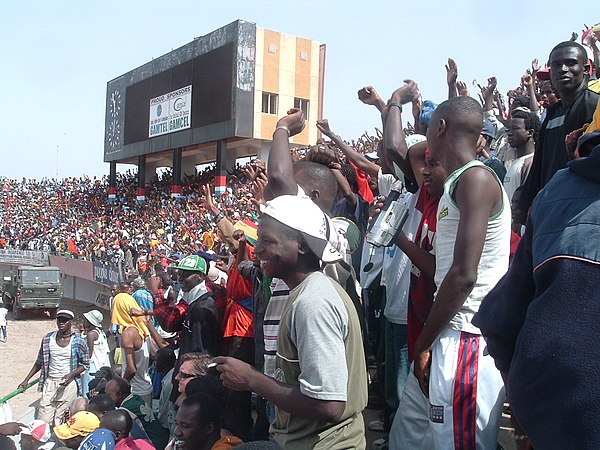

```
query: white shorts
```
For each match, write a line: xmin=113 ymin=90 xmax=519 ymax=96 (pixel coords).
xmin=390 ymin=328 xmax=504 ymax=450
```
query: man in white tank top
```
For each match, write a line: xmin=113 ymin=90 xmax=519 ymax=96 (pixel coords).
xmin=118 ymin=301 xmax=153 ymax=407
xmin=392 ymin=96 xmax=509 ymax=449
xmin=18 ymin=310 xmax=90 ymax=426
xmin=121 ymin=330 xmax=152 ymax=407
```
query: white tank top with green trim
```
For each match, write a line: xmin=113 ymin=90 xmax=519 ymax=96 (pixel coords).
xmin=434 ymin=160 xmax=510 ymax=334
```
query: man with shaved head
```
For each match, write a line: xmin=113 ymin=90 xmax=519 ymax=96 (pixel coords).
xmin=292 ymin=160 xmax=339 ymax=213
xmin=88 ymin=394 xmax=115 ymax=419
xmin=100 ymin=409 xmax=132 ymax=443
xmin=391 ymin=96 xmax=510 ymax=449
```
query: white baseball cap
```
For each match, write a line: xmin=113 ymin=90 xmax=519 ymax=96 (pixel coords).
xmin=56 ymin=309 xmax=75 ymax=320
xmin=263 ymin=195 xmax=345 ymax=263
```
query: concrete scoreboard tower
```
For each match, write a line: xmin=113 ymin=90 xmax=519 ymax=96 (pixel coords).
xmin=103 ymin=19 xmax=325 ymax=201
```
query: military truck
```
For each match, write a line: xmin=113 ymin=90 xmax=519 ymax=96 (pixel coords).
xmin=2 ymin=266 xmax=62 ymax=319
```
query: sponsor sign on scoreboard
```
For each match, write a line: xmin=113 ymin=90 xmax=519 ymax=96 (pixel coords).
xmin=149 ymin=85 xmax=192 ymax=138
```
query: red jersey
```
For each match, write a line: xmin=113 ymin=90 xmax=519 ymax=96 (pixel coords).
xmin=407 ymin=187 xmax=439 ymax=361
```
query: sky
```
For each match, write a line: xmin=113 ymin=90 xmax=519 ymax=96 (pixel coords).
xmin=1 ymin=1 xmax=592 ymax=180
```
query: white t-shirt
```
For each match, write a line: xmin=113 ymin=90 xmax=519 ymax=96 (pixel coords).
xmin=360 ymin=242 xmax=384 ymax=289
xmin=0 ymin=308 xmax=7 ymax=326
xmin=377 ymin=169 xmax=401 ymax=199
xmin=503 ymin=153 xmax=534 ymax=202
xmin=382 ymin=191 xmax=422 ymax=324
xmin=282 ymin=272 xmax=349 ymax=400
xmin=377 ymin=167 xmax=402 ymax=291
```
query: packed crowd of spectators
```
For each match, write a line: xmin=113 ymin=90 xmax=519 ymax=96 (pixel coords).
xmin=2 ymin=24 xmax=600 ymax=450
xmin=0 ymin=137 xmax=382 ymax=275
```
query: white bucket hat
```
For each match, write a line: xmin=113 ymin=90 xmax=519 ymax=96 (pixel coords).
xmin=83 ymin=310 xmax=104 ymax=328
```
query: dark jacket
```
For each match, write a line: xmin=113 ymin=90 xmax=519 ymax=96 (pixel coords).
xmin=516 ymin=86 xmax=599 ymax=222
xmin=473 ymin=132 xmax=600 ymax=449
xmin=180 ymin=291 xmax=222 ymax=357
xmin=170 ymin=291 xmax=222 ymax=403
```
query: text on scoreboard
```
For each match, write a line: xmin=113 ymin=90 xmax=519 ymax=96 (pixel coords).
xmin=149 ymin=85 xmax=192 ymax=138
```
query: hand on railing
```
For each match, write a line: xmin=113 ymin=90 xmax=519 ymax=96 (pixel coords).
xmin=1 ymin=378 xmax=39 ymax=405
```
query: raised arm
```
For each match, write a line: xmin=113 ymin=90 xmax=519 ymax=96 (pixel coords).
xmin=305 ymin=144 xmax=357 ymax=208
xmin=316 ymin=119 xmax=380 ymax=177
xmin=481 ymin=77 xmax=497 ymax=112
xmin=531 ymin=58 xmax=540 ymax=81
xmin=412 ymin=96 xmax=424 ymax=135
xmin=201 ymin=184 xmax=237 ymax=250
xmin=521 ymin=70 xmax=539 ymax=113
xmin=234 ymin=230 xmax=249 ymax=266
xmin=446 ymin=58 xmax=458 ymax=99
xmin=456 ymin=80 xmax=470 ymax=97
xmin=494 ymin=91 xmax=506 ymax=122
xmin=383 ymin=80 xmax=420 ymax=184
xmin=267 ymin=108 xmax=306 ymax=198
xmin=357 ymin=86 xmax=387 ymax=113
xmin=331 ymin=163 xmax=357 ymax=209
xmin=587 ymin=32 xmax=600 ymax=78
xmin=250 ymin=171 xmax=268 ymax=214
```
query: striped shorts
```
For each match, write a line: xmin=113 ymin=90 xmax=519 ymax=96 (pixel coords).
xmin=390 ymin=328 xmax=505 ymax=449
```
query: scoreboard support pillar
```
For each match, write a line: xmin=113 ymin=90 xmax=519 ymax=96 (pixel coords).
xmin=171 ymin=148 xmax=183 ymax=198
xmin=108 ymin=162 xmax=117 ymax=203
xmin=215 ymin=139 xmax=228 ymax=196
xmin=136 ymin=155 xmax=146 ymax=204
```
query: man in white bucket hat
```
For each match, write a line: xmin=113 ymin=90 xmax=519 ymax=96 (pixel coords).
xmin=82 ymin=310 xmax=110 ymax=396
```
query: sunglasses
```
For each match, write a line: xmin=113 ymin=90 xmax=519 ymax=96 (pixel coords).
xmin=178 ymin=272 xmax=196 ymax=281
xmin=178 ymin=371 xmax=197 ymax=379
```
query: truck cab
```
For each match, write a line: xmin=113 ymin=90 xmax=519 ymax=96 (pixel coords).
xmin=2 ymin=266 xmax=62 ymax=319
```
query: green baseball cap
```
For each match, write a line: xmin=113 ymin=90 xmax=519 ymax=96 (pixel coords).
xmin=174 ymin=254 xmax=208 ymax=275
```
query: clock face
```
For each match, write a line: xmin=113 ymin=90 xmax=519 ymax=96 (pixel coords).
xmin=107 ymin=118 xmax=121 ymax=149
xmin=109 ymin=90 xmax=121 ymax=118
xmin=107 ymin=90 xmax=122 ymax=149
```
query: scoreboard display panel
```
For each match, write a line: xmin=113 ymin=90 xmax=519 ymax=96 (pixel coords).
xmin=104 ymin=20 xmax=255 ymax=162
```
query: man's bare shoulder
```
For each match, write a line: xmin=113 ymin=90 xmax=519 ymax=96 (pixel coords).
xmin=457 ymin=165 xmax=501 ymax=198
xmin=120 ymin=327 xmax=141 ymax=348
